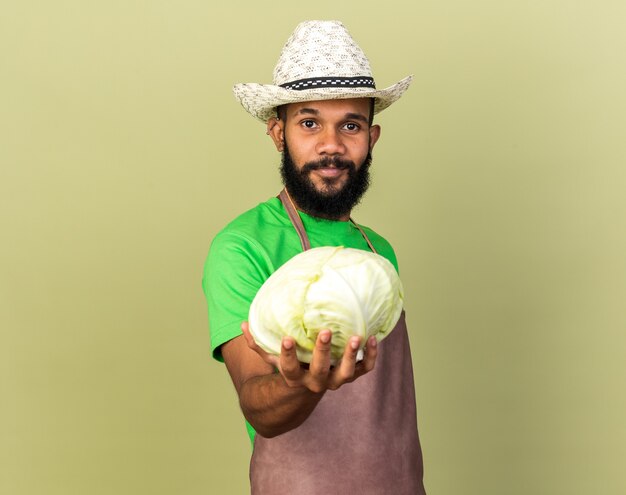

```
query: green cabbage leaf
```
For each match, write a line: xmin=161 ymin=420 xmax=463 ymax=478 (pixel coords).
xmin=248 ymin=246 xmax=403 ymax=364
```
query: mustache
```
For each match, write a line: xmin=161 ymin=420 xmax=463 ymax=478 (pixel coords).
xmin=301 ymin=157 xmax=355 ymax=173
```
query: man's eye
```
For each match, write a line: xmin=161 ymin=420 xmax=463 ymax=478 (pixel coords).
xmin=302 ymin=120 xmax=317 ymax=128
xmin=344 ymin=122 xmax=360 ymax=131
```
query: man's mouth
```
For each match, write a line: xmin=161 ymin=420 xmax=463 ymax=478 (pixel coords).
xmin=314 ymin=167 xmax=345 ymax=178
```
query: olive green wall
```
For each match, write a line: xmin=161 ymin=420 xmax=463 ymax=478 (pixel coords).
xmin=2 ymin=1 xmax=625 ymax=494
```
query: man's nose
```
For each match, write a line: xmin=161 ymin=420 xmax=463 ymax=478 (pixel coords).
xmin=315 ymin=128 xmax=346 ymax=155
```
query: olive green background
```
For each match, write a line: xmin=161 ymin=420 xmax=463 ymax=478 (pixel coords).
xmin=2 ymin=1 xmax=625 ymax=494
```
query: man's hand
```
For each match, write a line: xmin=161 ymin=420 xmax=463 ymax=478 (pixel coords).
xmin=241 ymin=322 xmax=378 ymax=394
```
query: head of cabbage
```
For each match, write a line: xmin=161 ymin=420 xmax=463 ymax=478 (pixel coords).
xmin=248 ymin=246 xmax=403 ymax=364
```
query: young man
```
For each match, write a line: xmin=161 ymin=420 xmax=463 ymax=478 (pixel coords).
xmin=203 ymin=20 xmax=426 ymax=494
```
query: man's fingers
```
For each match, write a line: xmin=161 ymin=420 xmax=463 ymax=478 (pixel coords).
xmin=358 ymin=335 xmax=378 ymax=374
xmin=328 ymin=336 xmax=361 ymax=390
xmin=308 ymin=330 xmax=332 ymax=375
xmin=241 ymin=322 xmax=259 ymax=350
xmin=243 ymin=324 xmax=377 ymax=393
xmin=279 ymin=336 xmax=305 ymax=385
xmin=241 ymin=322 xmax=279 ymax=367
xmin=301 ymin=330 xmax=331 ymax=393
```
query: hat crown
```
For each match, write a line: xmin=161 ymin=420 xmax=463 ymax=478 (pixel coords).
xmin=272 ymin=20 xmax=373 ymax=86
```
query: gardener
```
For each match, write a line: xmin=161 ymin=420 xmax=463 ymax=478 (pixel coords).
xmin=203 ymin=20 xmax=426 ymax=494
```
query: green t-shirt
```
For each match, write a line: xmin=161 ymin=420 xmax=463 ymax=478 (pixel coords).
xmin=202 ymin=196 xmax=398 ymax=441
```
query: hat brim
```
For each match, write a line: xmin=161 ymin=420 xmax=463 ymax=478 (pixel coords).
xmin=233 ymin=75 xmax=413 ymax=122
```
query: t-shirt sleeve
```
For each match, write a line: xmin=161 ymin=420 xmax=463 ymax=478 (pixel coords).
xmin=202 ymin=231 xmax=274 ymax=362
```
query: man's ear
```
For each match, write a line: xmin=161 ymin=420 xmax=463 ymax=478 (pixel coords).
xmin=369 ymin=124 xmax=381 ymax=151
xmin=266 ymin=117 xmax=285 ymax=152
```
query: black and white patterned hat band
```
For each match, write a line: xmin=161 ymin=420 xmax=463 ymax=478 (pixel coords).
xmin=280 ymin=76 xmax=376 ymax=91
xmin=233 ymin=20 xmax=413 ymax=122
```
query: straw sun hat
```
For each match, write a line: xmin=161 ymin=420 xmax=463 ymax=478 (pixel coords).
xmin=233 ymin=20 xmax=413 ymax=123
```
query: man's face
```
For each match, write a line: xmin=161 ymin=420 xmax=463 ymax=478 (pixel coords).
xmin=272 ymin=99 xmax=381 ymax=220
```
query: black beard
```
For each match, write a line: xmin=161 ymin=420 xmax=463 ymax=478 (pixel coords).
xmin=279 ymin=143 xmax=372 ymax=220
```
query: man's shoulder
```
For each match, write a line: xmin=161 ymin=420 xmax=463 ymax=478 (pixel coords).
xmin=214 ymin=196 xmax=287 ymax=242
xmin=357 ymin=223 xmax=393 ymax=246
xmin=355 ymin=223 xmax=399 ymax=271
xmin=207 ymin=196 xmax=298 ymax=270
xmin=354 ymin=222 xmax=394 ymax=251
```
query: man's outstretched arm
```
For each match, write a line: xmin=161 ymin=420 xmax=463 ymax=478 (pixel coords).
xmin=221 ymin=323 xmax=378 ymax=438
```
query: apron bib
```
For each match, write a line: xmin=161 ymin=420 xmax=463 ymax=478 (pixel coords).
xmin=249 ymin=190 xmax=426 ymax=494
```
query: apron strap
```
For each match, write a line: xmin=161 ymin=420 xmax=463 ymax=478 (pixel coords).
xmin=350 ymin=219 xmax=378 ymax=254
xmin=278 ymin=189 xmax=311 ymax=251
xmin=278 ymin=188 xmax=377 ymax=254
